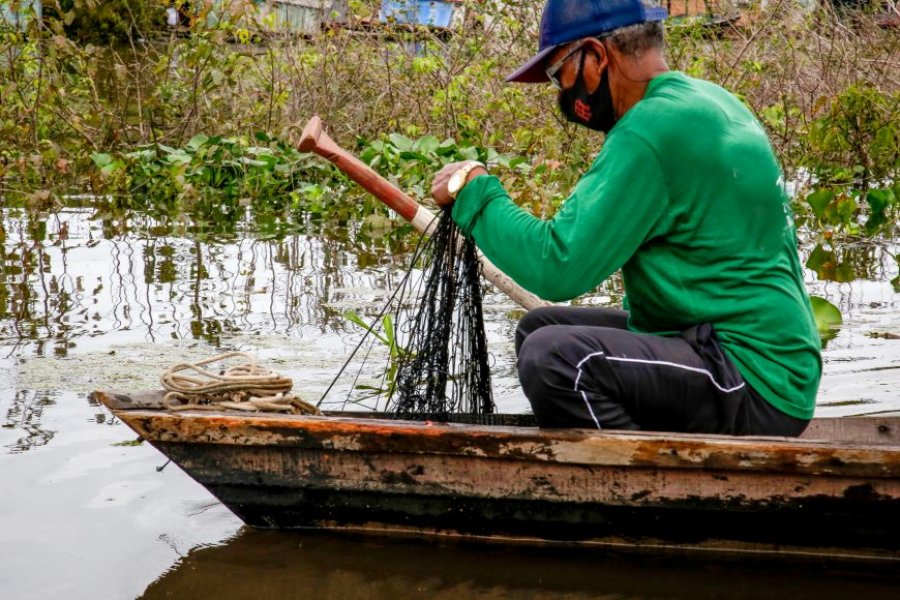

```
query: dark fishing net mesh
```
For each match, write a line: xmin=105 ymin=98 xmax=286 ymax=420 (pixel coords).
xmin=388 ymin=208 xmax=494 ymax=419
xmin=318 ymin=207 xmax=495 ymax=420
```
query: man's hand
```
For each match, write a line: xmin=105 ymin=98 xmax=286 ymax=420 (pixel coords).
xmin=431 ymin=161 xmax=488 ymax=208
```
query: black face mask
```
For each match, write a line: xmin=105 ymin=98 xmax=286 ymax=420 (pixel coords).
xmin=558 ymin=52 xmax=616 ymax=133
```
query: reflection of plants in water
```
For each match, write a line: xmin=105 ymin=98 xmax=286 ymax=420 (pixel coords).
xmin=800 ymin=184 xmax=899 ymax=239
xmin=0 ymin=211 xmax=81 ymax=357
xmin=806 ymin=242 xmax=895 ymax=285
xmin=2 ymin=390 xmax=56 ymax=453
xmin=1 ymin=204 xmax=416 ymax=354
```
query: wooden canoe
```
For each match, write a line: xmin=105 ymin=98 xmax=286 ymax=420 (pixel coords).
xmin=93 ymin=390 xmax=900 ymax=565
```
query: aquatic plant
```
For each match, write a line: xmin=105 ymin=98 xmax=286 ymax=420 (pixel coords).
xmin=0 ymin=1 xmax=896 ymax=243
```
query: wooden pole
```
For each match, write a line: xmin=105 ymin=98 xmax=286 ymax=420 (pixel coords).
xmin=297 ymin=116 xmax=550 ymax=311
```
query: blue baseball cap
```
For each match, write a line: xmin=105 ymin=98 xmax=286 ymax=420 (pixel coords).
xmin=507 ymin=0 xmax=668 ymax=83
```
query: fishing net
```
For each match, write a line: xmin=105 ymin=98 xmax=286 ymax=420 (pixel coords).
xmin=320 ymin=208 xmax=495 ymax=420
xmin=389 ymin=209 xmax=494 ymax=419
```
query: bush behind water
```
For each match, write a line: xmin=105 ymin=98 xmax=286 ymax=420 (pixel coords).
xmin=0 ymin=0 xmax=897 ymax=241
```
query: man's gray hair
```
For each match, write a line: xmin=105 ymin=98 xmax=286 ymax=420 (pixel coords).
xmin=605 ymin=2 xmax=666 ymax=57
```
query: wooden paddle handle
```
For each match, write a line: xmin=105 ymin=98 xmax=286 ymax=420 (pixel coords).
xmin=297 ymin=116 xmax=550 ymax=311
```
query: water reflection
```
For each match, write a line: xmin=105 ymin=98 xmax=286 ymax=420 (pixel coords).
xmin=1 ymin=203 xmax=899 ymax=437
xmin=140 ymin=529 xmax=900 ymax=600
xmin=806 ymin=241 xmax=895 ymax=283
xmin=1 ymin=390 xmax=56 ymax=453
xmin=0 ymin=206 xmax=411 ymax=356
xmin=0 ymin=201 xmax=898 ymax=599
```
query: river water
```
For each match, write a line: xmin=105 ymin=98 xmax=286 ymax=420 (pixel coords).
xmin=1 ymin=204 xmax=898 ymax=599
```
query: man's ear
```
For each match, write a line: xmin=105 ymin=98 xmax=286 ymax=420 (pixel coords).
xmin=581 ymin=38 xmax=609 ymax=94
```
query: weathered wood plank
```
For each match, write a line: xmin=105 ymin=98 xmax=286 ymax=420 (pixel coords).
xmin=93 ymin=391 xmax=900 ymax=446
xmin=156 ymin=442 xmax=900 ymax=554
xmin=160 ymin=442 xmax=900 ymax=507
xmin=801 ymin=416 xmax=900 ymax=445
xmin=115 ymin=410 xmax=900 ymax=479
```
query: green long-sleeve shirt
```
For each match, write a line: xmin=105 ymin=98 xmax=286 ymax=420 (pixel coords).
xmin=452 ymin=71 xmax=821 ymax=419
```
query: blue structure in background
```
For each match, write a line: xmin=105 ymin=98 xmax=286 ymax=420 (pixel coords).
xmin=0 ymin=0 xmax=42 ymax=30
xmin=379 ymin=0 xmax=455 ymax=27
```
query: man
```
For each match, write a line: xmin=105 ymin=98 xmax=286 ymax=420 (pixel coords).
xmin=430 ymin=0 xmax=821 ymax=436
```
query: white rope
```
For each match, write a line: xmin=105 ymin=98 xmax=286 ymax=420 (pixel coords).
xmin=161 ymin=351 xmax=320 ymax=415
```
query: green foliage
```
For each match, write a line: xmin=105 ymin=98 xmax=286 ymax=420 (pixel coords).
xmin=807 ymin=85 xmax=900 ymax=186
xmin=111 ymin=437 xmax=144 ymax=447
xmin=90 ymin=131 xmax=360 ymax=238
xmin=343 ymin=309 xmax=409 ymax=398
xmin=89 ymin=129 xmax=586 ymax=234
xmin=796 ymin=85 xmax=900 ymax=237
xmin=809 ymin=296 xmax=843 ymax=342
xmin=358 ymin=133 xmax=530 ymax=199
xmin=96 ymin=132 xmax=327 ymax=206
xmin=0 ymin=2 xmax=897 ymax=244
xmin=800 ymin=184 xmax=899 ymax=237
xmin=46 ymin=0 xmax=165 ymax=44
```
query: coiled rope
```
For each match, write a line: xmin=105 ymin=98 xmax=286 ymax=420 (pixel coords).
xmin=161 ymin=351 xmax=320 ymax=415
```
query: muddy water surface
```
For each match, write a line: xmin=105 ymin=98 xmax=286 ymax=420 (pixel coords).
xmin=1 ymin=205 xmax=898 ymax=599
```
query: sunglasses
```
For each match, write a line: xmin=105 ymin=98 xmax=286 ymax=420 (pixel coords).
xmin=544 ymin=37 xmax=610 ymax=89
xmin=544 ymin=42 xmax=585 ymax=90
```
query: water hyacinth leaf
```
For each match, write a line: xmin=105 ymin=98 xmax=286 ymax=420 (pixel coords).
xmin=833 ymin=195 xmax=858 ymax=224
xmin=806 ymin=188 xmax=834 ymax=219
xmin=805 ymin=244 xmax=855 ymax=282
xmin=805 ymin=244 xmax=827 ymax=273
xmin=459 ymin=146 xmax=479 ymax=161
xmin=240 ymin=157 xmax=270 ymax=168
xmin=399 ymin=151 xmax=430 ymax=163
xmin=864 ymin=188 xmax=894 ymax=234
xmin=508 ymin=156 xmax=530 ymax=170
xmin=359 ymin=146 xmax=379 ymax=164
xmin=186 ymin=134 xmax=209 ymax=151
xmin=437 ymin=138 xmax=458 ymax=156
xmin=91 ymin=152 xmax=112 ymax=167
xmin=413 ymin=136 xmax=440 ymax=154
xmin=166 ymin=152 xmax=191 ymax=166
xmin=388 ymin=133 xmax=413 ymax=152
xmin=809 ymin=296 xmax=842 ymax=338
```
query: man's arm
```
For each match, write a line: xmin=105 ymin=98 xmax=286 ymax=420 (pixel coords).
xmin=446 ymin=133 xmax=670 ymax=302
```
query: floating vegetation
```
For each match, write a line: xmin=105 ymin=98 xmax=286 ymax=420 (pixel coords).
xmin=111 ymin=438 xmax=144 ymax=447
xmin=867 ymin=331 xmax=900 ymax=340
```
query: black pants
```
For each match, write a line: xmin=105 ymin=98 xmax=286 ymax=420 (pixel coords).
xmin=515 ymin=306 xmax=808 ymax=436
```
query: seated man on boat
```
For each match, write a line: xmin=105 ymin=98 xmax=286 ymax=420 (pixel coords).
xmin=431 ymin=0 xmax=821 ymax=436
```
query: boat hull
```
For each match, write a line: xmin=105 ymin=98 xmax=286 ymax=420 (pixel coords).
xmin=95 ymin=391 xmax=900 ymax=563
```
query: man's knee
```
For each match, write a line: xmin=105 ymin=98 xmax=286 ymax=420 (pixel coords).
xmin=517 ymin=330 xmax=561 ymax=425
xmin=517 ymin=326 xmax=567 ymax=403
xmin=517 ymin=326 xmax=639 ymax=430
xmin=515 ymin=306 xmax=559 ymax=355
